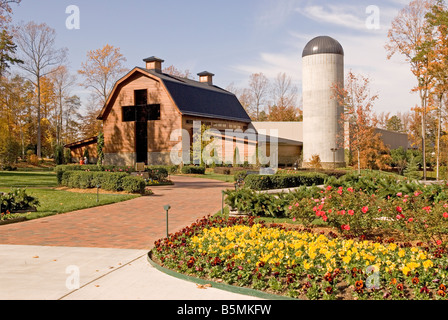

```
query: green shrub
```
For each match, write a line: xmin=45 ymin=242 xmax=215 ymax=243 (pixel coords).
xmin=244 ymin=175 xmax=273 ymax=190
xmin=122 ymin=176 xmax=146 ymax=194
xmin=146 ymin=166 xmax=169 ymax=181
xmin=244 ymin=172 xmax=328 ymax=191
xmin=224 ymin=188 xmax=293 ymax=218
xmin=181 ymin=166 xmax=206 ymax=174
xmin=60 ymin=171 xmax=145 ymax=194
xmin=55 ymin=164 xmax=137 ymax=184
xmin=101 ymin=173 xmax=128 ymax=192
xmin=0 ymin=188 xmax=39 ymax=213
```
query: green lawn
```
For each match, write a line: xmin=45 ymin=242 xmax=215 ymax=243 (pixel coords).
xmin=176 ymin=172 xmax=235 ymax=183
xmin=0 ymin=171 xmax=140 ymax=221
xmin=0 ymin=171 xmax=57 ymax=188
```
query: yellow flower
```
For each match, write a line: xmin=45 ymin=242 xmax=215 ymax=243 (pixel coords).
xmin=423 ymin=259 xmax=434 ymax=270
xmin=402 ymin=265 xmax=410 ymax=276
xmin=343 ymin=256 xmax=351 ymax=264
xmin=303 ymin=260 xmax=312 ymax=270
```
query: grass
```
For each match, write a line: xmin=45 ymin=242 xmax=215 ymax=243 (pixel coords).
xmin=0 ymin=171 xmax=57 ymax=188
xmin=176 ymin=171 xmax=236 ymax=183
xmin=0 ymin=170 xmax=140 ymax=221
xmin=0 ymin=187 xmax=139 ymax=220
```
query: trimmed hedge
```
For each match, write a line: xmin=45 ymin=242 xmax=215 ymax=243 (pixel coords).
xmin=60 ymin=171 xmax=146 ymax=194
xmin=56 ymin=164 xmax=179 ymax=184
xmin=55 ymin=164 xmax=135 ymax=184
xmin=244 ymin=172 xmax=329 ymax=191
xmin=181 ymin=166 xmax=206 ymax=174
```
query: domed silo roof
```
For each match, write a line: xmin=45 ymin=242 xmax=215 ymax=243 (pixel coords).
xmin=302 ymin=36 xmax=344 ymax=57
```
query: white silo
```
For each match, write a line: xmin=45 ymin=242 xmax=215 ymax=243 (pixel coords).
xmin=302 ymin=36 xmax=345 ymax=168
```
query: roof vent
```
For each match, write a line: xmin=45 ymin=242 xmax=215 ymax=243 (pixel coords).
xmin=143 ymin=56 xmax=164 ymax=73
xmin=197 ymin=71 xmax=214 ymax=85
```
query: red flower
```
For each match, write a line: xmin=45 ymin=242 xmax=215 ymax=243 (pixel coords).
xmin=362 ymin=206 xmax=369 ymax=214
xmin=443 ymin=212 xmax=448 ymax=219
xmin=396 ymin=206 xmax=403 ymax=213
xmin=422 ymin=206 xmax=431 ymax=213
xmin=348 ymin=210 xmax=355 ymax=216
xmin=341 ymin=224 xmax=350 ymax=231
xmin=420 ymin=286 xmax=429 ymax=294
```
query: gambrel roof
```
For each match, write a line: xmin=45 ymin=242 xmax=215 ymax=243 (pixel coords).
xmin=97 ymin=67 xmax=252 ymax=123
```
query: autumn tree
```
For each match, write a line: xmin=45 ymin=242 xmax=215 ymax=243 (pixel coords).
xmin=0 ymin=0 xmax=21 ymax=76
xmin=14 ymin=21 xmax=67 ymax=158
xmin=0 ymin=74 xmax=34 ymax=163
xmin=386 ymin=0 xmax=437 ymax=180
xmin=423 ymin=0 xmax=448 ymax=179
xmin=163 ymin=65 xmax=193 ymax=79
xmin=78 ymin=44 xmax=128 ymax=107
xmin=226 ymin=83 xmax=256 ymax=119
xmin=333 ymin=71 xmax=383 ymax=174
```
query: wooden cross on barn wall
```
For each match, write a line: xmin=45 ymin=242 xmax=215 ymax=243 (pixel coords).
xmin=121 ymin=89 xmax=161 ymax=164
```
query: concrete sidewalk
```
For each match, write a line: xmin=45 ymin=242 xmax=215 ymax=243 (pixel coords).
xmin=0 ymin=245 xmax=260 ymax=300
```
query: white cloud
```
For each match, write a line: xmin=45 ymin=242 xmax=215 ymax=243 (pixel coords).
xmin=297 ymin=5 xmax=368 ymax=31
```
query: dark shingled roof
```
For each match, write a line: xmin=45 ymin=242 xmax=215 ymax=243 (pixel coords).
xmin=302 ymin=36 xmax=344 ymax=57
xmin=137 ymin=67 xmax=252 ymax=123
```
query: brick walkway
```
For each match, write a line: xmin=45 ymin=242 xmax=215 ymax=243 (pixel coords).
xmin=0 ymin=176 xmax=233 ymax=250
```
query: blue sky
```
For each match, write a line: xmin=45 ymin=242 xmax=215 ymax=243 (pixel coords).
xmin=10 ymin=0 xmax=418 ymax=115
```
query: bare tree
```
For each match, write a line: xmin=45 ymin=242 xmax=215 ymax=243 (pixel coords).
xmin=249 ymin=73 xmax=270 ymax=121
xmin=14 ymin=21 xmax=67 ymax=158
xmin=226 ymin=83 xmax=256 ymax=119
xmin=271 ymin=72 xmax=298 ymax=110
xmin=49 ymin=65 xmax=76 ymax=145
xmin=268 ymin=72 xmax=299 ymax=121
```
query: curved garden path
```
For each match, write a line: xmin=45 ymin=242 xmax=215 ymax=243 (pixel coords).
xmin=0 ymin=176 xmax=232 ymax=250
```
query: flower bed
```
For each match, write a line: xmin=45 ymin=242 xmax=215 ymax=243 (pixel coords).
xmin=152 ymin=215 xmax=448 ymax=300
xmin=288 ymin=183 xmax=448 ymax=244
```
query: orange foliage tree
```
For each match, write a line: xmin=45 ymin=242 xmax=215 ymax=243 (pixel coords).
xmin=333 ymin=71 xmax=388 ymax=173
xmin=78 ymin=44 xmax=128 ymax=106
xmin=385 ymin=0 xmax=437 ymax=180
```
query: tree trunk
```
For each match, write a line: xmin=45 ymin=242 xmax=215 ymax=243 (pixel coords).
xmin=358 ymin=149 xmax=361 ymax=176
xmin=437 ymin=94 xmax=442 ymax=181
xmin=421 ymin=93 xmax=427 ymax=181
xmin=37 ymin=75 xmax=42 ymax=158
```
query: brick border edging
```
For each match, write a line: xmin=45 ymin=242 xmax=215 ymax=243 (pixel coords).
xmin=146 ymin=250 xmax=297 ymax=301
